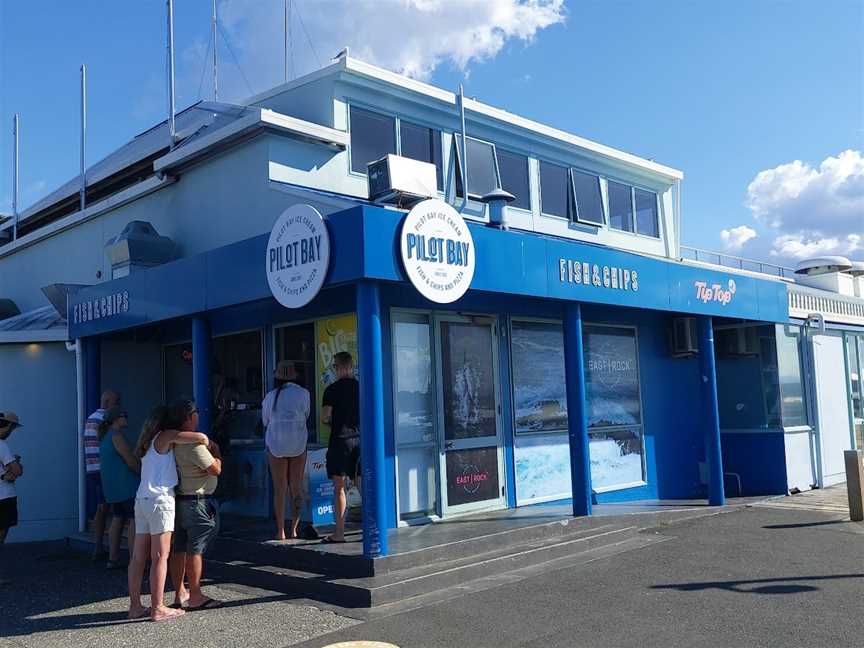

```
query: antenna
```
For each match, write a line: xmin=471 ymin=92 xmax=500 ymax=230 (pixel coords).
xmin=166 ymin=0 xmax=176 ymax=151
xmin=212 ymin=0 xmax=218 ymax=100
xmin=284 ymin=0 xmax=292 ymax=82
xmin=80 ymin=64 xmax=86 ymax=212
xmin=11 ymin=114 xmax=19 ymax=241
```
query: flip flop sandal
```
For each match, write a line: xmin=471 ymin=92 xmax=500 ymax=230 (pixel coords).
xmin=129 ymin=608 xmax=151 ymax=620
xmin=187 ymin=597 xmax=222 ymax=611
xmin=321 ymin=536 xmax=347 ymax=544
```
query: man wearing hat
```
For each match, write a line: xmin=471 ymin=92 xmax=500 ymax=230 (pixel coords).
xmin=0 ymin=412 xmax=23 ymax=543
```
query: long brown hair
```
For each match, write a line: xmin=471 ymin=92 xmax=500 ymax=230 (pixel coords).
xmin=135 ymin=405 xmax=173 ymax=458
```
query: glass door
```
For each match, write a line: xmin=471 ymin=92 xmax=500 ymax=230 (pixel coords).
xmin=436 ymin=315 xmax=506 ymax=516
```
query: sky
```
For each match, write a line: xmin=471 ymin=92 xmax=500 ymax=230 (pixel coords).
xmin=0 ymin=0 xmax=861 ymax=266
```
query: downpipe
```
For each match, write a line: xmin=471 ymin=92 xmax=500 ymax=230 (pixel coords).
xmin=66 ymin=339 xmax=86 ymax=533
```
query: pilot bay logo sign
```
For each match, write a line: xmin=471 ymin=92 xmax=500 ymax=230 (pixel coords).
xmin=400 ymin=199 xmax=475 ymax=304
xmin=266 ymin=204 xmax=330 ymax=309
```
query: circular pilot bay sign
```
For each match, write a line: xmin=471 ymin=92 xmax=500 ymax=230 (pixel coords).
xmin=266 ymin=204 xmax=330 ymax=309
xmin=399 ymin=199 xmax=475 ymax=304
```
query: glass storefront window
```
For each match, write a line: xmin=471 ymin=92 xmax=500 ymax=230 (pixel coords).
xmin=274 ymin=322 xmax=317 ymax=442
xmin=775 ymin=325 xmax=809 ymax=428
xmin=393 ymin=313 xmax=437 ymax=520
xmin=211 ymin=331 xmax=264 ymax=443
xmin=511 ymin=320 xmax=567 ymax=433
xmin=583 ymin=325 xmax=645 ymax=487
xmin=847 ymin=334 xmax=864 ymax=448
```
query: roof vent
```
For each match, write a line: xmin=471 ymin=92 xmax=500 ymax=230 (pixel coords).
xmin=104 ymin=221 xmax=175 ymax=280
xmin=849 ymin=261 xmax=864 ymax=277
xmin=480 ymin=188 xmax=515 ymax=230
xmin=794 ymin=256 xmax=853 ymax=276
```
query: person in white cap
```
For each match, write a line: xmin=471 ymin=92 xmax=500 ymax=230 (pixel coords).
xmin=0 ymin=411 xmax=23 ymax=543
xmin=263 ymin=360 xmax=310 ymax=540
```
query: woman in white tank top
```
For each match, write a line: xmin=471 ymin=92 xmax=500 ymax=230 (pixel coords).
xmin=263 ymin=361 xmax=311 ymax=540
xmin=126 ymin=405 xmax=210 ymax=622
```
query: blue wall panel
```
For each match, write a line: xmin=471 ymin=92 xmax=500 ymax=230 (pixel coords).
xmin=721 ymin=432 xmax=788 ymax=496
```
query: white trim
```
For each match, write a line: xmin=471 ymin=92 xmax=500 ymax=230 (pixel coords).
xmin=154 ymin=109 xmax=347 ymax=174
xmin=0 ymin=175 xmax=175 ymax=259
xmin=0 ymin=329 xmax=68 ymax=343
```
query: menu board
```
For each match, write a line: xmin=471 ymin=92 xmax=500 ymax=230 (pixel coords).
xmin=445 ymin=447 xmax=500 ymax=507
xmin=315 ymin=314 xmax=359 ymax=445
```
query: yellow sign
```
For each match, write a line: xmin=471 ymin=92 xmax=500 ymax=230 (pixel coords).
xmin=315 ymin=314 xmax=358 ymax=445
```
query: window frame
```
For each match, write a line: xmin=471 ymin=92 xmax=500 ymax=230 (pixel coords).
xmin=605 ymin=175 xmax=664 ymax=240
xmin=453 ymin=134 xmax=502 ymax=201
xmin=634 ymin=186 xmax=661 ymax=238
xmin=570 ymin=166 xmax=606 ymax=227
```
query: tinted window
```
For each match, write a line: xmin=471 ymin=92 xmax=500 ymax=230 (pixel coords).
xmin=607 ymin=180 xmax=634 ymax=232
xmin=540 ymin=161 xmax=569 ymax=218
xmin=400 ymin=121 xmax=443 ymax=190
xmin=464 ymin=138 xmax=499 ymax=197
xmin=497 ymin=149 xmax=530 ymax=210
xmin=571 ymin=169 xmax=604 ymax=226
xmin=350 ymin=106 xmax=396 ymax=173
xmin=634 ymin=188 xmax=659 ymax=237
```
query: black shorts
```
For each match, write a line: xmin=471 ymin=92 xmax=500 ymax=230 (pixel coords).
xmin=0 ymin=496 xmax=18 ymax=531
xmin=326 ymin=437 xmax=360 ymax=479
xmin=173 ymin=497 xmax=220 ymax=555
xmin=110 ymin=498 xmax=135 ymax=520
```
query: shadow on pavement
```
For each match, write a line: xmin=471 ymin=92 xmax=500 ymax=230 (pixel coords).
xmin=651 ymin=573 xmax=864 ymax=595
xmin=0 ymin=540 xmax=298 ymax=639
xmin=762 ymin=519 xmax=848 ymax=530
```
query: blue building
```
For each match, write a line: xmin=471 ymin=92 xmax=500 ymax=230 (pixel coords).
xmin=0 ymin=56 xmax=812 ymax=552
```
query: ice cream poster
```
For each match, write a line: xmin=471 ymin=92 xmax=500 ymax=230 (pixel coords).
xmin=315 ymin=314 xmax=358 ymax=445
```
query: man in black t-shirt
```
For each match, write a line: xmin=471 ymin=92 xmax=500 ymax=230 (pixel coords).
xmin=321 ymin=351 xmax=359 ymax=543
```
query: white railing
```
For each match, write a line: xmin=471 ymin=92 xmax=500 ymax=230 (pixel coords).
xmin=680 ymin=245 xmax=795 ymax=279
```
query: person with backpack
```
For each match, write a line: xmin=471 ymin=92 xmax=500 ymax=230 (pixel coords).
xmin=263 ymin=360 xmax=310 ymax=541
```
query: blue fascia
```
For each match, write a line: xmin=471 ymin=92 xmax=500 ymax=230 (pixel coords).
xmin=68 ymin=204 xmax=790 ymax=340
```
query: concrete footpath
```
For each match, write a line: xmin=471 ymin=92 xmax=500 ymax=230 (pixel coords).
xmin=2 ymin=486 xmax=862 ymax=648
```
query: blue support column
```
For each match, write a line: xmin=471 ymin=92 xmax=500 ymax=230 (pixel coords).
xmin=84 ymin=336 xmax=101 ymax=415
xmin=699 ymin=316 xmax=726 ymax=506
xmin=563 ymin=303 xmax=592 ymax=516
xmin=192 ymin=317 xmax=212 ymax=436
xmin=357 ymin=281 xmax=388 ymax=558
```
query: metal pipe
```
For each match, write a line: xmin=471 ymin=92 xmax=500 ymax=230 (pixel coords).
xmin=12 ymin=114 xmax=19 ymax=241
xmin=167 ymin=0 xmax=176 ymax=150
xmin=284 ymin=0 xmax=290 ymax=83
xmin=458 ymin=83 xmax=468 ymax=211
xmin=80 ymin=65 xmax=86 ymax=212
xmin=212 ymin=0 xmax=218 ymax=101
xmin=66 ymin=339 xmax=86 ymax=532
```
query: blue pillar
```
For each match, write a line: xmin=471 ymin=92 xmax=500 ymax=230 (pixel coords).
xmin=192 ymin=317 xmax=212 ymax=436
xmin=84 ymin=337 xmax=101 ymax=415
xmin=699 ymin=316 xmax=726 ymax=506
xmin=357 ymin=281 xmax=388 ymax=557
xmin=563 ymin=303 xmax=592 ymax=516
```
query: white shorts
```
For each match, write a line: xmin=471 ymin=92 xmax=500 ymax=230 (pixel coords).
xmin=134 ymin=495 xmax=175 ymax=535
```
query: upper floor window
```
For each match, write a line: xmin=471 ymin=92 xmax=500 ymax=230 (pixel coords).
xmin=539 ymin=161 xmax=569 ymax=218
xmin=571 ymin=169 xmax=604 ymax=226
xmin=350 ymin=106 xmax=396 ymax=173
xmin=634 ymin=188 xmax=659 ymax=237
xmin=400 ymin=121 xmax=443 ymax=191
xmin=608 ymin=180 xmax=634 ymax=233
xmin=608 ymin=180 xmax=660 ymax=238
xmin=455 ymin=136 xmax=500 ymax=198
xmin=497 ymin=149 xmax=530 ymax=210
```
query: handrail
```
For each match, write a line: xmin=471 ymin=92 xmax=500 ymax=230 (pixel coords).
xmin=680 ymin=245 xmax=795 ymax=278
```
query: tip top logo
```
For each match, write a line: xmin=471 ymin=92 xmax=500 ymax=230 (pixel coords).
xmin=695 ymin=279 xmax=736 ymax=305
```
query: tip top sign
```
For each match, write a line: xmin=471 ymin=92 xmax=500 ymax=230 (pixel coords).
xmin=695 ymin=279 xmax=736 ymax=305
xmin=399 ymin=199 xmax=475 ymax=304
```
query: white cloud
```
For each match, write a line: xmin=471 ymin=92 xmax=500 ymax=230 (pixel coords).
xmin=720 ymin=225 xmax=757 ymax=251
xmin=197 ymin=0 xmax=564 ymax=100
xmin=743 ymin=150 xmax=864 ymax=262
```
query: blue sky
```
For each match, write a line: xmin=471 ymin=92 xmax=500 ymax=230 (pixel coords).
xmin=1 ymin=1 xmax=861 ymax=264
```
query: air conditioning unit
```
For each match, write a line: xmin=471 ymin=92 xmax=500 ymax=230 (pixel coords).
xmin=721 ymin=326 xmax=759 ymax=356
xmin=368 ymin=155 xmax=437 ymax=206
xmin=670 ymin=317 xmax=698 ymax=357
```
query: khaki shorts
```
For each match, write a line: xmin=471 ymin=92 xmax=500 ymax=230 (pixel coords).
xmin=134 ymin=495 xmax=175 ymax=535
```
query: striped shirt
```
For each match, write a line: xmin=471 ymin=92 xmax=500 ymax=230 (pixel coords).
xmin=83 ymin=409 xmax=105 ymax=473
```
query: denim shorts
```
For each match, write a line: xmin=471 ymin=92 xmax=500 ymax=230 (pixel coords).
xmin=172 ymin=497 xmax=219 ymax=555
